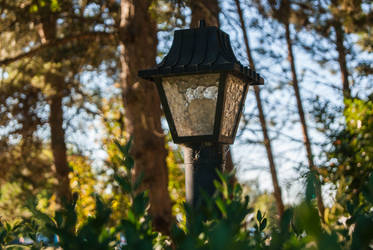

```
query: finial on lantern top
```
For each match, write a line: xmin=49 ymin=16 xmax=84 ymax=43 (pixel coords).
xmin=199 ymin=20 xmax=206 ymax=28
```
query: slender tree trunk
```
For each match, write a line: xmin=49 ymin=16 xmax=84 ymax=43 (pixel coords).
xmin=39 ymin=14 xmax=73 ymax=204
xmin=234 ymin=0 xmax=284 ymax=217
xmin=118 ymin=0 xmax=172 ymax=235
xmin=334 ymin=21 xmax=350 ymax=99
xmin=190 ymin=0 xmax=236 ymax=176
xmin=284 ymin=23 xmax=325 ymax=220
xmin=49 ymin=94 xmax=73 ymax=203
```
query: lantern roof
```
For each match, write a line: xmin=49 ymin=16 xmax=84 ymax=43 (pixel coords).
xmin=138 ymin=21 xmax=264 ymax=85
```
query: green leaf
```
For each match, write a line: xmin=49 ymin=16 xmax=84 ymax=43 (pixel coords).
xmin=260 ymin=218 xmax=267 ymax=231
xmin=257 ymin=210 xmax=262 ymax=222
xmin=114 ymin=174 xmax=132 ymax=193
xmin=55 ymin=211 xmax=63 ymax=228
xmin=124 ymin=156 xmax=134 ymax=169
xmin=133 ymin=193 xmax=148 ymax=217
xmin=114 ymin=137 xmax=133 ymax=157
xmin=346 ymin=201 xmax=354 ymax=215
xmin=305 ymin=171 xmax=316 ymax=202
xmin=280 ymin=208 xmax=293 ymax=233
xmin=127 ymin=210 xmax=136 ymax=224
xmin=215 ymin=198 xmax=227 ymax=218
xmin=133 ymin=172 xmax=144 ymax=191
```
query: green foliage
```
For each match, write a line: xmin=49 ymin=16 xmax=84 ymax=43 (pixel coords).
xmin=321 ymin=98 xmax=373 ymax=215
xmin=312 ymin=96 xmax=373 ymax=249
xmin=0 ymin=219 xmax=23 ymax=248
xmin=113 ymin=138 xmax=160 ymax=250
xmin=165 ymin=137 xmax=185 ymax=219
xmin=69 ymin=155 xmax=98 ymax=228
xmin=1 ymin=137 xmax=373 ymax=249
xmin=171 ymin=172 xmax=258 ymax=250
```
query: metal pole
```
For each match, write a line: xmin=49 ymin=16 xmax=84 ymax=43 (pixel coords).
xmin=183 ymin=143 xmax=227 ymax=208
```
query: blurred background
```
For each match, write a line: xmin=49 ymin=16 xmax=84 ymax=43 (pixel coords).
xmin=0 ymin=0 xmax=372 ymax=232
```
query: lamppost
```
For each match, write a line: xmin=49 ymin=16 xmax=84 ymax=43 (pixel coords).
xmin=139 ymin=20 xmax=263 ymax=207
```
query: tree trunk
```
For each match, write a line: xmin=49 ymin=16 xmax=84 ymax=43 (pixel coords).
xmin=118 ymin=0 xmax=172 ymax=235
xmin=39 ymin=14 xmax=73 ymax=204
xmin=334 ymin=21 xmax=350 ymax=99
xmin=234 ymin=0 xmax=284 ymax=217
xmin=49 ymin=94 xmax=73 ymax=203
xmin=284 ymin=23 xmax=325 ymax=220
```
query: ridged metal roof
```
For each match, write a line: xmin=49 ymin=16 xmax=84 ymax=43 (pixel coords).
xmin=138 ymin=22 xmax=264 ymax=85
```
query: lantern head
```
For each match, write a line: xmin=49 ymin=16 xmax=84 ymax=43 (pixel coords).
xmin=139 ymin=21 xmax=263 ymax=145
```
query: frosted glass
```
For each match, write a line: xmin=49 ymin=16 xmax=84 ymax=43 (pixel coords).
xmin=162 ymin=74 xmax=220 ymax=136
xmin=221 ymin=74 xmax=245 ymax=137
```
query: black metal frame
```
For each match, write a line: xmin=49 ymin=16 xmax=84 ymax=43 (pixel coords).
xmin=139 ymin=21 xmax=264 ymax=145
xmin=156 ymin=72 xmax=249 ymax=145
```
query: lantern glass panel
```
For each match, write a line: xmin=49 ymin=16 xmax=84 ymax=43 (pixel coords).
xmin=162 ymin=74 xmax=220 ymax=136
xmin=221 ymin=74 xmax=246 ymax=137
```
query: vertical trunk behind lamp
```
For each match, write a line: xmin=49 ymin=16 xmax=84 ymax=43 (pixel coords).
xmin=234 ymin=0 xmax=285 ymax=217
xmin=118 ymin=0 xmax=172 ymax=234
xmin=39 ymin=14 xmax=73 ymax=204
xmin=334 ymin=21 xmax=350 ymax=99
xmin=284 ymin=21 xmax=325 ymax=220
xmin=49 ymin=94 xmax=72 ymax=203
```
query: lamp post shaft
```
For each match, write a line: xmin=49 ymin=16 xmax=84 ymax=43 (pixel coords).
xmin=184 ymin=143 xmax=227 ymax=207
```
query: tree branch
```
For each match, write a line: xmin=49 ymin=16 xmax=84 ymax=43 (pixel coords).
xmin=0 ymin=31 xmax=115 ymax=66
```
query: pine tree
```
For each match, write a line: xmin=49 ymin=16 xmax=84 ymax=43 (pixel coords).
xmin=251 ymin=0 xmax=326 ymax=219
xmin=0 ymin=0 xmax=114 ymax=206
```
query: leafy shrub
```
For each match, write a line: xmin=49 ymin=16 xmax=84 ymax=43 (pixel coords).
xmin=1 ymin=134 xmax=372 ymax=249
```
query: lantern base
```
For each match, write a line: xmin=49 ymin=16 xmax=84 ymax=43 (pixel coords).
xmin=183 ymin=143 xmax=228 ymax=208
